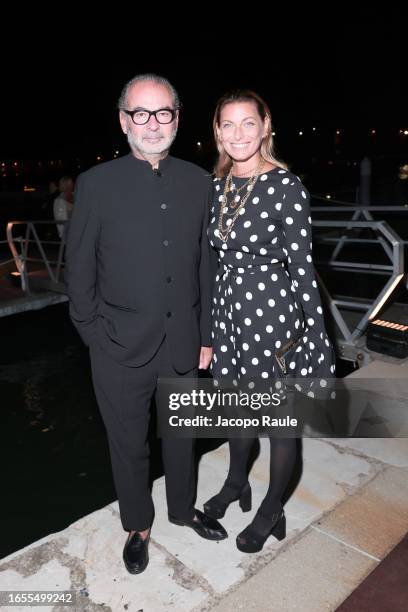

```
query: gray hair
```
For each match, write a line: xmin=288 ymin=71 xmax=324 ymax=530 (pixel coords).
xmin=117 ymin=73 xmax=180 ymax=110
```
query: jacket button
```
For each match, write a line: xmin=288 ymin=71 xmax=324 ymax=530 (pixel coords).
xmin=166 ymin=311 xmax=172 ymax=318
xmin=166 ymin=276 xmax=173 ymax=283
xmin=161 ymin=203 xmax=167 ymax=210
xmin=163 ymin=240 xmax=169 ymax=247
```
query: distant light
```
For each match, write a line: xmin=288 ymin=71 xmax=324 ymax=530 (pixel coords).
xmin=96 ymin=155 xmax=102 ymax=161
xmin=1 ymin=162 xmax=5 ymax=167
xmin=326 ymin=194 xmax=332 ymax=199
xmin=371 ymin=129 xmax=376 ymax=135
xmin=115 ymin=150 xmax=119 ymax=155
xmin=312 ymin=127 xmax=316 ymax=131
xmin=13 ymin=162 xmax=18 ymax=167
xmin=197 ymin=141 xmax=202 ymax=147
xmin=404 ymin=130 xmax=408 ymax=136
xmin=272 ymin=131 xmax=276 ymax=136
xmin=298 ymin=131 xmax=303 ymax=136
xmin=328 ymin=160 xmax=334 ymax=165
xmin=23 ymin=186 xmax=36 ymax=192
xmin=336 ymin=130 xmax=340 ymax=135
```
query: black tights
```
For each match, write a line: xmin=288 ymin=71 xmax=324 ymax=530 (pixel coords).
xmin=226 ymin=436 xmax=296 ymax=515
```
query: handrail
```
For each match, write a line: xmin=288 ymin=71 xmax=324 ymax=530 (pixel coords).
xmin=6 ymin=220 xmax=67 ymax=293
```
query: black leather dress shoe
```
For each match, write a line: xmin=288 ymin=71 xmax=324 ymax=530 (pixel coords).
xmin=168 ymin=508 xmax=228 ymax=541
xmin=123 ymin=531 xmax=150 ymax=574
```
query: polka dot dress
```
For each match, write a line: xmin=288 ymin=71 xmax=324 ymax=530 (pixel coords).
xmin=208 ymin=167 xmax=335 ymax=389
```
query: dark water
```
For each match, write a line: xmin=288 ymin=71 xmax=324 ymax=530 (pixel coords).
xmin=0 ymin=304 xmax=117 ymax=559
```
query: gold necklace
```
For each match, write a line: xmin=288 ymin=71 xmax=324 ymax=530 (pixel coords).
xmin=217 ymin=161 xmax=265 ymax=243
xmin=231 ymin=164 xmax=259 ymax=177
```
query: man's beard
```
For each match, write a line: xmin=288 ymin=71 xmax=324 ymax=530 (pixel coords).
xmin=126 ymin=126 xmax=177 ymax=157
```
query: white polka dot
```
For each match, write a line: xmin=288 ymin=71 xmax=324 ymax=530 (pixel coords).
xmin=256 ymin=308 xmax=263 ymax=316
xmin=317 ymin=306 xmax=323 ymax=314
xmin=243 ymin=343 xmax=249 ymax=350
xmin=275 ymin=203 xmax=282 ymax=211
xmin=226 ymin=218 xmax=232 ymax=226
xmin=306 ymin=255 xmax=312 ymax=262
xmin=252 ymin=357 xmax=259 ymax=365
xmin=267 ymin=187 xmax=275 ymax=194
xmin=252 ymin=197 xmax=259 ymax=204
xmin=301 ymin=368 xmax=308 ymax=376
xmin=266 ymin=325 xmax=273 ymax=333
xmin=235 ymin=302 xmax=241 ymax=310
xmin=280 ymin=289 xmax=286 ymax=297
xmin=242 ymin=246 xmax=249 ymax=252
xmin=289 ymin=361 xmax=296 ymax=370
xmin=271 ymin=274 xmax=278 ymax=281
xmin=260 ymin=174 xmax=268 ymax=181
xmin=243 ymin=221 xmax=251 ymax=228
xmin=291 ymin=243 xmax=299 ymax=250
xmin=307 ymin=317 xmax=315 ymax=326
xmin=275 ymin=340 xmax=281 ymax=348
xmin=301 ymin=190 xmax=307 ymax=199
xmin=258 ymin=282 xmax=265 ymax=290
xmin=261 ymin=372 xmax=268 ymax=379
xmin=254 ymin=333 xmax=261 ymax=341
xmin=268 ymin=299 xmax=275 ymax=307
xmin=244 ymin=318 xmax=252 ymax=326
xmin=294 ymin=203 xmax=302 ymax=211
xmin=221 ymin=368 xmax=228 ymax=374
xmin=260 ymin=211 xmax=268 ymax=218
xmin=264 ymin=349 xmax=272 ymax=357
xmin=221 ymin=345 xmax=227 ymax=352
xmin=268 ymin=224 xmax=275 ymax=232
xmin=279 ymin=314 xmax=286 ymax=323
xmin=259 ymin=248 xmax=267 ymax=255
xmin=236 ymin=277 xmax=242 ymax=284
xmin=298 ymin=268 xmax=305 ymax=275
xmin=300 ymin=229 xmax=307 ymax=237
xmin=303 ymin=293 xmax=310 ymax=301
xmin=285 ymin=217 xmax=293 ymax=224
xmin=230 ymin=231 xmax=236 ymax=239
xmin=249 ymin=235 xmax=258 ymax=242
xmin=246 ymin=292 xmax=253 ymax=300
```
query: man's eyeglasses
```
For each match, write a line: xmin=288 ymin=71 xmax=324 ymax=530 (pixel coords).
xmin=122 ymin=107 xmax=179 ymax=125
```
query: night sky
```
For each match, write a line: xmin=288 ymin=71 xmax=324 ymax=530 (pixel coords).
xmin=1 ymin=8 xmax=406 ymax=164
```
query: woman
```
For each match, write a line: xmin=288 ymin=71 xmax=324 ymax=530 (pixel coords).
xmin=206 ymin=90 xmax=335 ymax=553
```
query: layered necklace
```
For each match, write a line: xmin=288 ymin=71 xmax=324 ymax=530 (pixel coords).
xmin=217 ymin=160 xmax=265 ymax=243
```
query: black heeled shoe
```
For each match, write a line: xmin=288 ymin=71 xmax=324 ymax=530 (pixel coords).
xmin=236 ymin=505 xmax=286 ymax=553
xmin=203 ymin=481 xmax=252 ymax=519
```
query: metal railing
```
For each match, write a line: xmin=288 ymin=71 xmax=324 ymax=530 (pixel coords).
xmin=5 ymin=220 xmax=67 ymax=293
xmin=310 ymin=198 xmax=407 ymax=362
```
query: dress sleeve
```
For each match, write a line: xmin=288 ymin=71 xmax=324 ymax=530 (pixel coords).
xmin=280 ymin=176 xmax=325 ymax=332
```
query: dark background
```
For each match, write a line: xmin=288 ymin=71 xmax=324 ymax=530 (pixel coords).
xmin=1 ymin=8 xmax=406 ymax=167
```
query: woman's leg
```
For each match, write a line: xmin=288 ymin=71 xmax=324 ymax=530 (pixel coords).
xmin=259 ymin=436 xmax=296 ymax=515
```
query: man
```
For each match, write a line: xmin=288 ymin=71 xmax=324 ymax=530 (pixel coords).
xmin=66 ymin=74 xmax=226 ymax=575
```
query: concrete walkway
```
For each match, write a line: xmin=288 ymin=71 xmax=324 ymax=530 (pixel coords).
xmin=1 ymin=356 xmax=408 ymax=611
xmin=1 ymin=435 xmax=407 ymax=611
